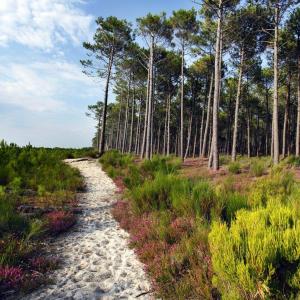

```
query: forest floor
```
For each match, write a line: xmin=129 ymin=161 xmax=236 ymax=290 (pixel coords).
xmin=24 ymin=158 xmax=150 ymax=300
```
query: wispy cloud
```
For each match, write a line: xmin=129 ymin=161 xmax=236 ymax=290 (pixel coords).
xmin=0 ymin=61 xmax=100 ymax=112
xmin=0 ymin=0 xmax=94 ymax=50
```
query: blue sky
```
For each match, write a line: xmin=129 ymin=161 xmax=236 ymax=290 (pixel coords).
xmin=0 ymin=0 xmax=194 ymax=148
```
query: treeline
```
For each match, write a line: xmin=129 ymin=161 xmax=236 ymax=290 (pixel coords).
xmin=82 ymin=0 xmax=300 ymax=169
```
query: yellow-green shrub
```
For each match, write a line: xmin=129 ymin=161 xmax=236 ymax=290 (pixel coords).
xmin=209 ymin=203 xmax=300 ymax=299
xmin=249 ymin=171 xmax=295 ymax=207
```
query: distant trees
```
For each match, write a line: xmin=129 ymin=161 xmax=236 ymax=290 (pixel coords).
xmin=84 ymin=2 xmax=300 ymax=166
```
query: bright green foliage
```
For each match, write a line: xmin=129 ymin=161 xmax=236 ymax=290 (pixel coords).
xmin=249 ymin=171 xmax=295 ymax=207
xmin=209 ymin=203 xmax=300 ymax=299
xmin=228 ymin=162 xmax=241 ymax=174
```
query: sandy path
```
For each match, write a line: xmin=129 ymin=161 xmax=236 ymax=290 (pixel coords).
xmin=25 ymin=159 xmax=151 ymax=300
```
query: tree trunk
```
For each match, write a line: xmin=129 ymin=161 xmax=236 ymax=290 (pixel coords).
xmin=296 ymin=53 xmax=300 ymax=156
xmin=282 ymin=71 xmax=291 ymax=158
xmin=180 ymin=43 xmax=185 ymax=161
xmin=202 ymin=72 xmax=214 ymax=157
xmin=265 ymin=87 xmax=269 ymax=156
xmin=135 ymin=99 xmax=141 ymax=155
xmin=193 ymin=125 xmax=198 ymax=158
xmin=99 ymin=48 xmax=114 ymax=156
xmin=128 ymin=87 xmax=135 ymax=153
xmin=167 ymin=93 xmax=171 ymax=156
xmin=231 ymin=49 xmax=244 ymax=162
xmin=272 ymin=6 xmax=279 ymax=164
xmin=184 ymin=115 xmax=192 ymax=160
xmin=210 ymin=2 xmax=222 ymax=170
xmin=247 ymin=109 xmax=251 ymax=158
xmin=140 ymin=70 xmax=150 ymax=159
xmin=115 ymin=98 xmax=123 ymax=150
xmin=121 ymin=78 xmax=130 ymax=153
xmin=145 ymin=36 xmax=154 ymax=160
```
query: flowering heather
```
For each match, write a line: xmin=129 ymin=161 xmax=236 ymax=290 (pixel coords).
xmin=0 ymin=266 xmax=24 ymax=289
xmin=46 ymin=211 xmax=76 ymax=234
xmin=29 ymin=256 xmax=59 ymax=273
xmin=113 ymin=177 xmax=126 ymax=194
xmin=169 ymin=217 xmax=194 ymax=242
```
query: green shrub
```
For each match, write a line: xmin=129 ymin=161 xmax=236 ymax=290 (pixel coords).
xmin=228 ymin=162 xmax=241 ymax=174
xmin=250 ymin=160 xmax=266 ymax=177
xmin=249 ymin=171 xmax=295 ymax=207
xmin=221 ymin=192 xmax=248 ymax=223
xmin=219 ymin=155 xmax=230 ymax=166
xmin=209 ymin=203 xmax=300 ymax=299
xmin=169 ymin=179 xmax=193 ymax=215
xmin=141 ymin=155 xmax=181 ymax=178
xmin=130 ymin=173 xmax=181 ymax=214
xmin=99 ymin=150 xmax=133 ymax=170
xmin=191 ymin=181 xmax=216 ymax=220
xmin=123 ymin=165 xmax=143 ymax=189
xmin=284 ymin=155 xmax=300 ymax=167
xmin=0 ymin=195 xmax=28 ymax=237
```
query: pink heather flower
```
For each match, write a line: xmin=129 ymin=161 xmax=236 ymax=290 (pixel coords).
xmin=0 ymin=266 xmax=24 ymax=289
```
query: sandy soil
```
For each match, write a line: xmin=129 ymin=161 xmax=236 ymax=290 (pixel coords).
xmin=25 ymin=158 xmax=151 ymax=300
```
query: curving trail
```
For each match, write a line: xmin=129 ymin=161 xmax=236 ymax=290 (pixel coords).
xmin=25 ymin=159 xmax=151 ymax=300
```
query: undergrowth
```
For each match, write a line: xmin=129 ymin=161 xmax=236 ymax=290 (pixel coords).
xmin=0 ymin=141 xmax=88 ymax=296
xmin=105 ymin=150 xmax=300 ymax=299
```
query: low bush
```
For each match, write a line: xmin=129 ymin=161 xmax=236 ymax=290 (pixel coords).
xmin=249 ymin=170 xmax=295 ymax=207
xmin=284 ymin=155 xmax=300 ymax=167
xmin=46 ymin=211 xmax=76 ymax=235
xmin=130 ymin=173 xmax=180 ymax=214
xmin=221 ymin=192 xmax=248 ymax=223
xmin=250 ymin=159 xmax=266 ymax=177
xmin=0 ymin=266 xmax=24 ymax=290
xmin=191 ymin=181 xmax=216 ymax=220
xmin=228 ymin=162 xmax=241 ymax=174
xmin=209 ymin=203 xmax=300 ymax=299
xmin=99 ymin=150 xmax=133 ymax=170
xmin=0 ymin=194 xmax=28 ymax=236
xmin=140 ymin=155 xmax=181 ymax=178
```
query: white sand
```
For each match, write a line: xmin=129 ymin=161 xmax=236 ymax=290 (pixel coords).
xmin=25 ymin=159 xmax=151 ymax=300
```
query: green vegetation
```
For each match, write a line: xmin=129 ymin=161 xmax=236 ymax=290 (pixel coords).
xmin=103 ymin=150 xmax=300 ymax=299
xmin=0 ymin=141 xmax=89 ymax=296
xmin=228 ymin=161 xmax=241 ymax=174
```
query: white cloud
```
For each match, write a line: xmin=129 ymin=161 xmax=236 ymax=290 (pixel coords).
xmin=0 ymin=0 xmax=93 ymax=50
xmin=0 ymin=60 xmax=100 ymax=112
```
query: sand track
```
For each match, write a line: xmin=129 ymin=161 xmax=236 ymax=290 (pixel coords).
xmin=25 ymin=159 xmax=150 ymax=300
